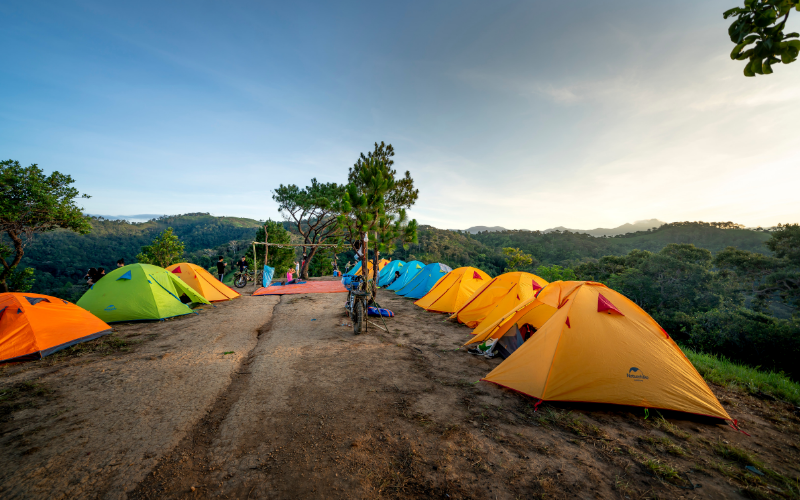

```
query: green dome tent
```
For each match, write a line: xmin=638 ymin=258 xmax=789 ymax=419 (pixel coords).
xmin=77 ymin=263 xmax=210 ymax=322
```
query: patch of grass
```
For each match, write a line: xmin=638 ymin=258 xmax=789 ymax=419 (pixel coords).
xmin=642 ymin=457 xmax=680 ymax=480
xmin=535 ymin=407 xmax=607 ymax=439
xmin=651 ymin=412 xmax=691 ymax=440
xmin=712 ymin=441 xmax=762 ymax=468
xmin=223 ymin=351 xmax=235 ymax=355
xmin=682 ymin=346 xmax=800 ymax=405
xmin=711 ymin=442 xmax=800 ymax=498
xmin=641 ymin=435 xmax=687 ymax=456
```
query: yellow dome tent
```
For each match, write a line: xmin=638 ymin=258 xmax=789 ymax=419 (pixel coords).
xmin=414 ymin=267 xmax=491 ymax=313
xmin=465 ymin=280 xmax=581 ymax=346
xmin=482 ymin=281 xmax=730 ymax=420
xmin=451 ymin=272 xmax=549 ymax=328
xmin=167 ymin=263 xmax=240 ymax=302
xmin=352 ymin=259 xmax=389 ymax=279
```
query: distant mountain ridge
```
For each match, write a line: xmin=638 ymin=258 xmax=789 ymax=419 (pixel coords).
xmin=87 ymin=214 xmax=165 ymax=222
xmin=463 ymin=226 xmax=507 ymax=234
xmin=463 ymin=219 xmax=667 ymax=237
xmin=543 ymin=219 xmax=667 ymax=237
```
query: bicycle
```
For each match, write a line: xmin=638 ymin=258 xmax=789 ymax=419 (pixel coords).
xmin=343 ymin=275 xmax=371 ymax=335
xmin=233 ymin=268 xmax=264 ymax=288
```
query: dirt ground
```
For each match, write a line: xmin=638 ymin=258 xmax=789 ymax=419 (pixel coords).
xmin=2 ymin=277 xmax=799 ymax=499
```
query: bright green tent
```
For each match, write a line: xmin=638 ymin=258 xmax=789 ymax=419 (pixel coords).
xmin=77 ymin=263 xmax=210 ymax=322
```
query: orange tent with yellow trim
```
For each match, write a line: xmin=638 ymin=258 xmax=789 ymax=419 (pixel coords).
xmin=465 ymin=281 xmax=580 ymax=346
xmin=451 ymin=272 xmax=549 ymax=328
xmin=482 ymin=282 xmax=730 ymax=420
xmin=0 ymin=293 xmax=112 ymax=363
xmin=167 ymin=263 xmax=240 ymax=302
xmin=414 ymin=267 xmax=490 ymax=313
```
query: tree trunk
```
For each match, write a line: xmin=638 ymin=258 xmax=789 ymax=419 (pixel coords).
xmin=371 ymin=231 xmax=379 ymax=301
xmin=0 ymin=230 xmax=25 ymax=293
xmin=301 ymin=245 xmax=319 ymax=280
xmin=359 ymin=232 xmax=370 ymax=301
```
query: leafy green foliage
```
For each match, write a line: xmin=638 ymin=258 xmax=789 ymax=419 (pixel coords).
xmin=502 ymin=247 xmax=535 ymax=272
xmin=272 ymin=179 xmax=344 ymax=278
xmin=339 ymin=147 xmax=418 ymax=297
xmin=386 ymin=226 xmax=505 ymax=276
xmin=724 ymin=0 xmax=800 ymax=76
xmin=307 ymin=246 xmax=335 ymax=277
xmin=136 ymin=227 xmax=185 ymax=268
xmin=0 ymin=159 xmax=91 ymax=292
xmin=535 ymin=264 xmax=577 ymax=282
xmin=679 ymin=308 xmax=800 ymax=379
xmin=765 ymin=223 xmax=800 ymax=264
xmin=714 ymin=245 xmax=800 ymax=311
xmin=575 ymin=244 xmax=725 ymax=320
xmin=349 ymin=141 xmax=419 ymax=214
xmin=245 ymin=220 xmax=294 ymax=277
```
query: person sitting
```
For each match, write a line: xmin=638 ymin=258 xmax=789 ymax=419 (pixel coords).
xmin=85 ymin=267 xmax=97 ymax=285
xmin=286 ymin=268 xmax=293 ymax=282
xmin=95 ymin=268 xmax=107 ymax=282
xmin=388 ymin=270 xmax=402 ymax=286
xmin=117 ymin=258 xmax=125 ymax=268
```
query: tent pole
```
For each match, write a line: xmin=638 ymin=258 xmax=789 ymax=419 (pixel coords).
xmin=253 ymin=242 xmax=257 ymax=291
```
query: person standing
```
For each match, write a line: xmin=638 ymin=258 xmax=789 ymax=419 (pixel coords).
xmin=238 ymin=256 xmax=248 ymax=274
xmin=217 ymin=256 xmax=226 ymax=282
xmin=295 ymin=260 xmax=300 ymax=275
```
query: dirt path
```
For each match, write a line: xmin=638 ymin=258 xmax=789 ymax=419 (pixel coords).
xmin=1 ymin=295 xmax=279 ymax=499
xmin=2 ymin=283 xmax=800 ymax=499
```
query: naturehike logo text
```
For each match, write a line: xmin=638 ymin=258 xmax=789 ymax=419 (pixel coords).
xmin=105 ymin=304 xmax=117 ymax=311
xmin=627 ymin=367 xmax=648 ymax=381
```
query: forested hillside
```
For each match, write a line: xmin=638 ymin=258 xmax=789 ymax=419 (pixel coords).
xmin=471 ymin=222 xmax=771 ymax=268
xmin=379 ymin=222 xmax=771 ymax=275
xmin=23 ymin=213 xmax=263 ymax=299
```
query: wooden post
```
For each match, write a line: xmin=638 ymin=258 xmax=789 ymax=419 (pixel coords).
xmin=252 ymin=242 xmax=257 ymax=290
xmin=264 ymin=231 xmax=269 ymax=266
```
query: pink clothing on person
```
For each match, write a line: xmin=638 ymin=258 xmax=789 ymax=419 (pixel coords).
xmin=287 ymin=270 xmax=293 ymax=281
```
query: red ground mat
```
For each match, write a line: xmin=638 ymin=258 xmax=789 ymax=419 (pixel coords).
xmin=252 ymin=281 xmax=347 ymax=296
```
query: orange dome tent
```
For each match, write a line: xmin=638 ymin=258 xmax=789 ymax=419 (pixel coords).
xmin=415 ymin=267 xmax=491 ymax=313
xmin=0 ymin=293 xmax=112 ymax=363
xmin=465 ymin=280 xmax=581 ymax=347
xmin=482 ymin=282 xmax=730 ymax=420
xmin=451 ymin=272 xmax=549 ymax=328
xmin=167 ymin=263 xmax=240 ymax=302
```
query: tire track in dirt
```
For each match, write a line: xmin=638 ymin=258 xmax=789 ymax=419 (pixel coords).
xmin=129 ymin=296 xmax=281 ymax=499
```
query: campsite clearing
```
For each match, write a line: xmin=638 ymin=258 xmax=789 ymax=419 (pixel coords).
xmin=1 ymin=278 xmax=799 ymax=499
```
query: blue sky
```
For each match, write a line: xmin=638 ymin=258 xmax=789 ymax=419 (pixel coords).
xmin=2 ymin=0 xmax=798 ymax=230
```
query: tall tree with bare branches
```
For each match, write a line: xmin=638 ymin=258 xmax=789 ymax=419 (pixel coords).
xmin=273 ymin=179 xmax=345 ymax=279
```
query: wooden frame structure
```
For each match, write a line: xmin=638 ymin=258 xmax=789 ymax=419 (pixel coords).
xmin=251 ymin=232 xmax=343 ymax=289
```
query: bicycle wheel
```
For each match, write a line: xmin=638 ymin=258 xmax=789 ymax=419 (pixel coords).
xmin=353 ymin=299 xmax=364 ymax=335
xmin=345 ymin=291 xmax=353 ymax=316
xmin=234 ymin=273 xmax=247 ymax=288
